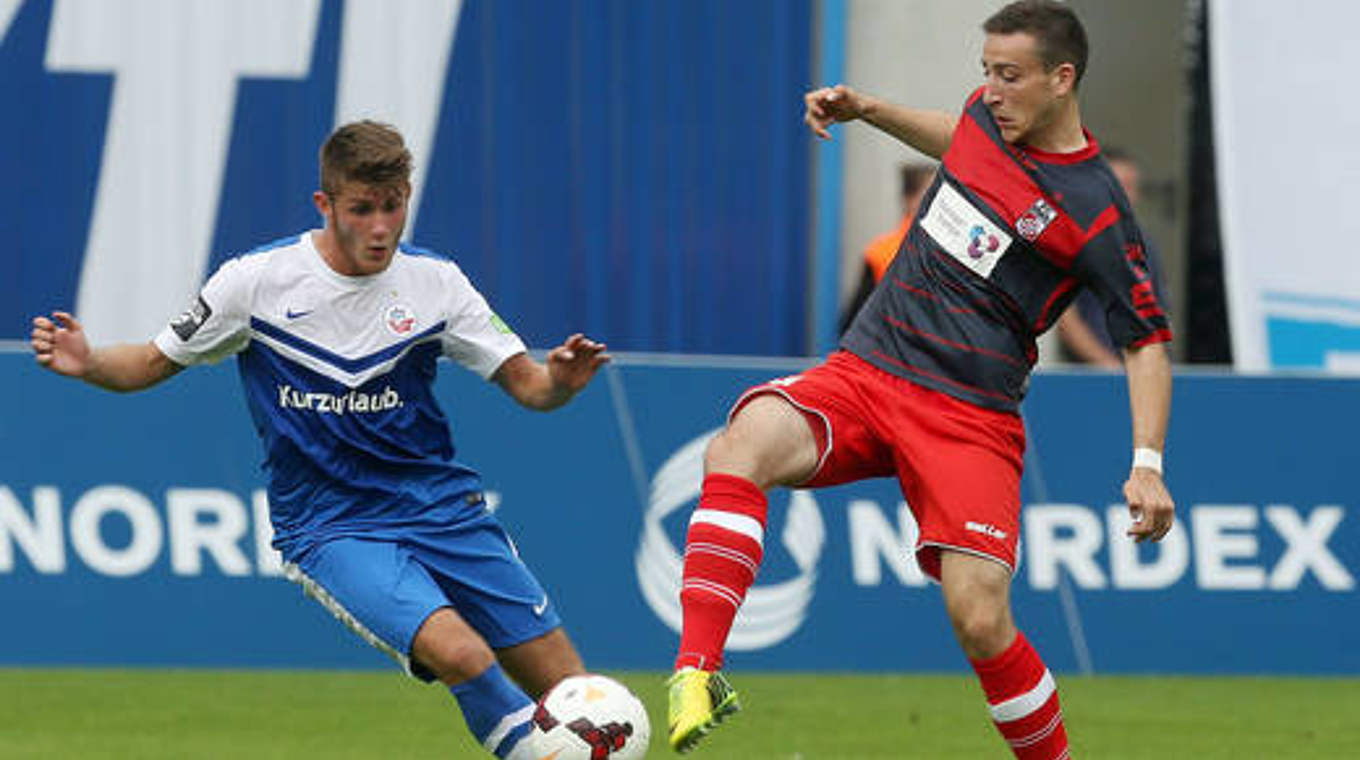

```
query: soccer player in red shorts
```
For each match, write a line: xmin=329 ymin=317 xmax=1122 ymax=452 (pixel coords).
xmin=667 ymin=2 xmax=1176 ymax=757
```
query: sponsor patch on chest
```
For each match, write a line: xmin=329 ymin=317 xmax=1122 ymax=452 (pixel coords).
xmin=919 ymin=182 xmax=1013 ymax=278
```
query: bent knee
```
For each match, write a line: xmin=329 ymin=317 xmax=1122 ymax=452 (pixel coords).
xmin=412 ymin=620 xmax=496 ymax=685
xmin=947 ymin=603 xmax=1014 ymax=659
xmin=703 ymin=429 xmax=755 ymax=476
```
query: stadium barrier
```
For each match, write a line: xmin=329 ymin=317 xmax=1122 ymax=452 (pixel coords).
xmin=1 ymin=353 xmax=1354 ymax=674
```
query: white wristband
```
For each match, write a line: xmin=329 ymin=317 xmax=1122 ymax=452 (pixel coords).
xmin=1132 ymin=447 xmax=1163 ymax=474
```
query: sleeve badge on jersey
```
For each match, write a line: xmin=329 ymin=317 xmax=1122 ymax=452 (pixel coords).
xmin=169 ymin=295 xmax=213 ymax=341
xmin=1016 ymin=198 xmax=1057 ymax=242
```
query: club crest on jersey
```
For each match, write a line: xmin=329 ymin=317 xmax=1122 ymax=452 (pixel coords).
xmin=1015 ymin=198 xmax=1057 ymax=242
xmin=384 ymin=304 xmax=417 ymax=335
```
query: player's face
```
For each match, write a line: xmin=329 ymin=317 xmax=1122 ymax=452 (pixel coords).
xmin=316 ymin=181 xmax=409 ymax=276
xmin=981 ymin=32 xmax=1073 ymax=146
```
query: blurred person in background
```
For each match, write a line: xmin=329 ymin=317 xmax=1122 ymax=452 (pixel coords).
xmin=30 ymin=120 xmax=608 ymax=760
xmin=666 ymin=1 xmax=1175 ymax=757
xmin=1056 ymin=146 xmax=1166 ymax=367
xmin=840 ymin=162 xmax=938 ymax=333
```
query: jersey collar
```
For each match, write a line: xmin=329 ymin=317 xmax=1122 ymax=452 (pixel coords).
xmin=304 ymin=230 xmax=396 ymax=289
xmin=1020 ymin=128 xmax=1100 ymax=165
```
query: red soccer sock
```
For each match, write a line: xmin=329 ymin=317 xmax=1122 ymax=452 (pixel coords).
xmin=674 ymin=473 xmax=768 ymax=672
xmin=970 ymin=632 xmax=1070 ymax=760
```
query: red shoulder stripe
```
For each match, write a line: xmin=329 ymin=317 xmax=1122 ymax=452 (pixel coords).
xmin=944 ymin=114 xmax=1120 ymax=269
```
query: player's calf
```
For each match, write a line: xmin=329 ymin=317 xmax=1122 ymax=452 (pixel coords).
xmin=970 ymin=632 xmax=1069 ymax=760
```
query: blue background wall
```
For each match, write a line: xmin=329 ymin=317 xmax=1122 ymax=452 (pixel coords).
xmin=1 ymin=353 xmax=1355 ymax=675
xmin=0 ymin=0 xmax=812 ymax=354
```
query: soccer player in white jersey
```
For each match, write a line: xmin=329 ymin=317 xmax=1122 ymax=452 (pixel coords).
xmin=30 ymin=121 xmax=608 ymax=759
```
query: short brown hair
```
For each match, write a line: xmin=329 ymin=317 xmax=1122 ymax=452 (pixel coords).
xmin=319 ymin=120 xmax=413 ymax=196
xmin=983 ymin=0 xmax=1088 ymax=86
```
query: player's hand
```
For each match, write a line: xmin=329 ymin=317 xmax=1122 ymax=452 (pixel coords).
xmin=804 ymin=84 xmax=868 ymax=139
xmin=1123 ymin=467 xmax=1175 ymax=543
xmin=546 ymin=333 xmax=610 ymax=393
xmin=31 ymin=311 xmax=91 ymax=379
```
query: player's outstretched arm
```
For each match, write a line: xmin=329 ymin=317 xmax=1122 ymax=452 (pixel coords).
xmin=1121 ymin=341 xmax=1174 ymax=543
xmin=803 ymin=84 xmax=958 ymax=159
xmin=492 ymin=333 xmax=610 ymax=411
xmin=31 ymin=311 xmax=181 ymax=392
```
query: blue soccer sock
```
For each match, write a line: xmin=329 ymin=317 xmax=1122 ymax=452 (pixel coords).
xmin=449 ymin=663 xmax=536 ymax=758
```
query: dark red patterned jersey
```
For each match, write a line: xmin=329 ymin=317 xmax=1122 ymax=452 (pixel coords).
xmin=841 ymin=87 xmax=1172 ymax=412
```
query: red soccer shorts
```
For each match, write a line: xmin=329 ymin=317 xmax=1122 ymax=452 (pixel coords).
xmin=730 ymin=350 xmax=1026 ymax=581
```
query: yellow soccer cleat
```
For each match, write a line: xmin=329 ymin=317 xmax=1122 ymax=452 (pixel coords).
xmin=667 ymin=667 xmax=741 ymax=753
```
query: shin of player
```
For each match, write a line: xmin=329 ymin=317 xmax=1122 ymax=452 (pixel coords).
xmin=675 ymin=394 xmax=815 ymax=673
xmin=942 ymin=553 xmax=1069 ymax=759
xmin=674 ymin=471 xmax=768 ymax=672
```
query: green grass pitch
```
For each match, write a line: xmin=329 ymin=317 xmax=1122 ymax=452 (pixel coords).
xmin=0 ymin=669 xmax=1356 ymax=758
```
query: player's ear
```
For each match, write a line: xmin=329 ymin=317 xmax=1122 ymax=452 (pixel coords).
xmin=1051 ymin=61 xmax=1077 ymax=96
xmin=313 ymin=190 xmax=332 ymax=219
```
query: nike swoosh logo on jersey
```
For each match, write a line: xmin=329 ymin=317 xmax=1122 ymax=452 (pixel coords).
xmin=285 ymin=308 xmax=312 ymax=319
xmin=533 ymin=596 xmax=549 ymax=616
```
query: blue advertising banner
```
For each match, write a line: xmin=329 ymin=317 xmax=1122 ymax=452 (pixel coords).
xmin=0 ymin=0 xmax=811 ymax=355
xmin=1 ymin=353 xmax=1355 ymax=674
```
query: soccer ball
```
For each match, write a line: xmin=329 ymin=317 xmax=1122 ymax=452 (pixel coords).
xmin=529 ymin=674 xmax=651 ymax=760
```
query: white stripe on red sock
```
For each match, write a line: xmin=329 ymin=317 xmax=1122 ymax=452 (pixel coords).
xmin=989 ymin=669 xmax=1057 ymax=723
xmin=690 ymin=508 xmax=765 ymax=545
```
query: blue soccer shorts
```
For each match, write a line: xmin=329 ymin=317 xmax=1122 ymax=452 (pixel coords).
xmin=284 ymin=510 xmax=561 ymax=681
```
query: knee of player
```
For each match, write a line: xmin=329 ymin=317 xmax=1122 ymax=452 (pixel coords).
xmin=702 ymin=432 xmax=782 ymax=491
xmin=945 ymin=596 xmax=1013 ymax=657
xmin=703 ymin=430 xmax=756 ymax=476
xmin=413 ymin=632 xmax=497 ymax=685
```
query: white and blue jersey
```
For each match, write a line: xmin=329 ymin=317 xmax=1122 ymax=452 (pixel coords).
xmin=154 ymin=231 xmax=527 ymax=562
